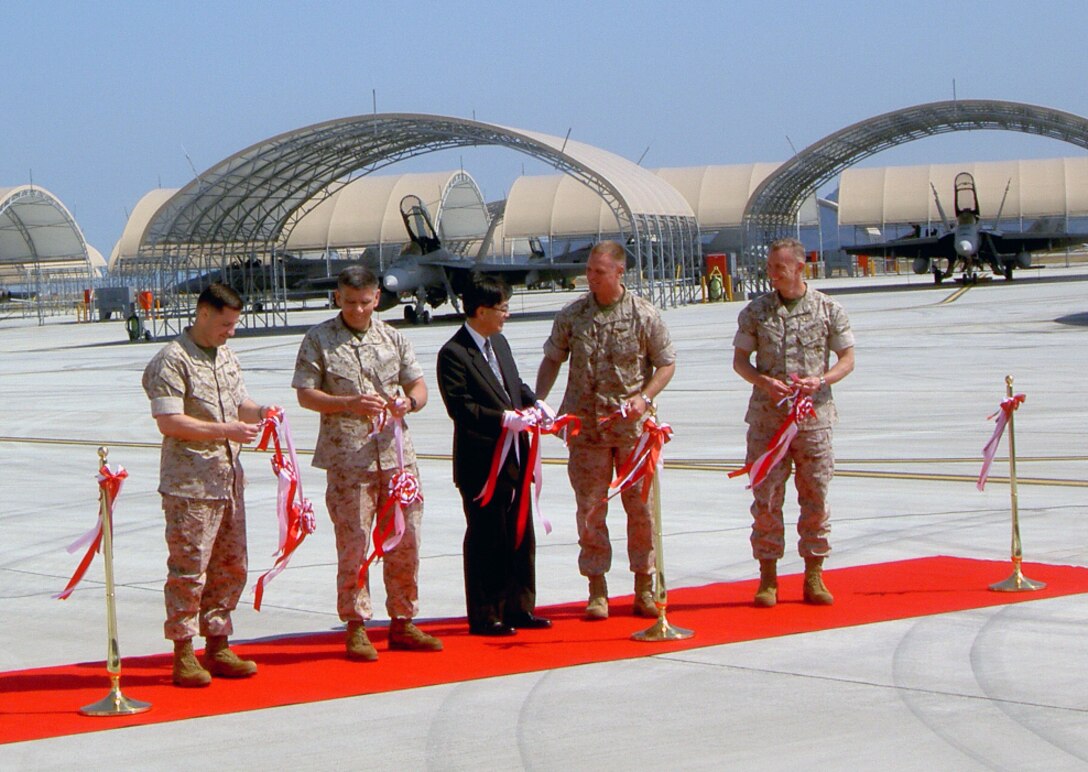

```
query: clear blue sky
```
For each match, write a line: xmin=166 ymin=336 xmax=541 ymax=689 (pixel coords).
xmin=3 ymin=0 xmax=1088 ymax=255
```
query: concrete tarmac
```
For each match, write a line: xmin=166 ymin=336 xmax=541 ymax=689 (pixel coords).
xmin=1 ymin=268 xmax=1086 ymax=770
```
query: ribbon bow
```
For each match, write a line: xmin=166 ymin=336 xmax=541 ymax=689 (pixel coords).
xmin=55 ymin=464 xmax=128 ymax=600
xmin=977 ymin=393 xmax=1026 ymax=491
xmin=476 ymin=407 xmax=580 ymax=549
xmin=253 ymin=407 xmax=316 ymax=610
xmin=607 ymin=416 xmax=673 ymax=502
xmin=358 ymin=404 xmax=421 ymax=584
xmin=729 ymin=388 xmax=815 ymax=489
xmin=358 ymin=467 xmax=422 ymax=582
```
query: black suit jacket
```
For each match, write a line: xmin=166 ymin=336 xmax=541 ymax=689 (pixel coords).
xmin=436 ymin=325 xmax=536 ymax=496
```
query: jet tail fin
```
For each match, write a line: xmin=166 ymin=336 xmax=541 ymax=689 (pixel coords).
xmin=991 ymin=178 xmax=1012 ymax=229
xmin=931 ymin=182 xmax=950 ymax=229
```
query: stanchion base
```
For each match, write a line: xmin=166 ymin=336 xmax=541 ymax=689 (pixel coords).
xmin=989 ymin=570 xmax=1047 ymax=593
xmin=80 ymin=682 xmax=152 ymax=717
xmin=631 ymin=614 xmax=694 ymax=642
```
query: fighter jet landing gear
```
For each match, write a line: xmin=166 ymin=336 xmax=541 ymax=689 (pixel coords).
xmin=404 ymin=304 xmax=431 ymax=325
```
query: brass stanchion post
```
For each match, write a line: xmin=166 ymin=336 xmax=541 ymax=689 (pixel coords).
xmin=989 ymin=376 xmax=1046 ymax=593
xmin=80 ymin=447 xmax=151 ymax=716
xmin=632 ymin=447 xmax=693 ymax=642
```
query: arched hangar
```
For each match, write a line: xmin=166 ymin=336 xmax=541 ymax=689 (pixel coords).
xmin=0 ymin=184 xmax=97 ymax=321
xmin=124 ymin=114 xmax=698 ymax=336
xmin=740 ymin=99 xmax=1088 ymax=291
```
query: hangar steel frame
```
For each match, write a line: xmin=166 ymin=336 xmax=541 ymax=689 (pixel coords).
xmin=127 ymin=114 xmax=699 ymax=337
xmin=0 ymin=185 xmax=95 ymax=325
xmin=739 ymin=99 xmax=1088 ymax=294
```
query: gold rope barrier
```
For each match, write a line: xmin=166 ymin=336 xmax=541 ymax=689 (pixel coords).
xmin=80 ymin=447 xmax=151 ymax=717
xmin=632 ymin=410 xmax=694 ymax=643
xmin=989 ymin=376 xmax=1046 ymax=593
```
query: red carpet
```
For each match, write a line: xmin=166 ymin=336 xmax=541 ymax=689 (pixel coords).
xmin=3 ymin=556 xmax=1087 ymax=745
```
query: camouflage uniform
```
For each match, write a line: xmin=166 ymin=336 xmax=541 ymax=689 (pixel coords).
xmin=142 ymin=328 xmax=251 ymax=642
xmin=292 ymin=314 xmax=424 ymax=622
xmin=543 ymin=288 xmax=676 ymax=577
xmin=733 ymin=288 xmax=854 ymax=560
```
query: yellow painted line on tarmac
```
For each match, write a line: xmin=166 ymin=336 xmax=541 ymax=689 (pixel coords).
xmin=669 ymin=455 xmax=1088 ymax=465
xmin=0 ymin=436 xmax=163 ymax=451
xmin=3 ymin=437 xmax=1083 ymax=488
xmin=938 ymin=284 xmax=973 ymax=304
xmin=657 ymin=459 xmax=1085 ymax=487
xmin=831 ymin=468 xmax=1086 ymax=488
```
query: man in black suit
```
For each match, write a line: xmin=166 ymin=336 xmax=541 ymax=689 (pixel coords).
xmin=436 ymin=275 xmax=552 ymax=636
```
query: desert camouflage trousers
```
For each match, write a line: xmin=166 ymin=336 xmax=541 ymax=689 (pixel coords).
xmin=568 ymin=442 xmax=655 ymax=577
xmin=746 ymin=426 xmax=834 ymax=560
xmin=162 ymin=490 xmax=247 ymax=641
xmin=326 ymin=465 xmax=422 ymax=622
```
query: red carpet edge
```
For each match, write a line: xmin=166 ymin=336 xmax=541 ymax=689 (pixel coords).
xmin=2 ymin=556 xmax=1086 ymax=745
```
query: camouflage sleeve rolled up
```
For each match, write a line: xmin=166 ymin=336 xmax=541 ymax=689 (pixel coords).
xmin=826 ymin=297 xmax=855 ymax=353
xmin=291 ymin=327 xmax=326 ymax=391
xmin=142 ymin=334 xmax=248 ymax=499
xmin=143 ymin=350 xmax=188 ymax=416
xmin=640 ymin=299 xmax=676 ymax=368
xmin=392 ymin=325 xmax=424 ymax=385
xmin=733 ymin=303 xmax=759 ymax=354
xmin=542 ymin=301 xmax=575 ymax=363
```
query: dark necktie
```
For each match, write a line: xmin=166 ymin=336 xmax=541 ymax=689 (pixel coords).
xmin=484 ymin=338 xmax=508 ymax=396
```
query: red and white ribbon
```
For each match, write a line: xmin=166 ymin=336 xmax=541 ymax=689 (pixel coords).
xmin=597 ymin=402 xmax=631 ymax=427
xmin=607 ymin=416 xmax=673 ymax=502
xmin=522 ymin=412 xmax=582 ymax=545
xmin=358 ymin=404 xmax=422 ymax=584
xmin=253 ymin=407 xmax=316 ymax=610
xmin=729 ymin=388 xmax=815 ymax=489
xmin=476 ymin=407 xmax=580 ymax=548
xmin=55 ymin=464 xmax=127 ymax=600
xmin=977 ymin=393 xmax=1026 ymax=491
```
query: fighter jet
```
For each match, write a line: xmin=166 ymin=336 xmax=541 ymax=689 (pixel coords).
xmin=844 ymin=172 xmax=1088 ymax=284
xmin=174 ymin=251 xmax=370 ymax=303
xmin=373 ymin=195 xmax=585 ymax=323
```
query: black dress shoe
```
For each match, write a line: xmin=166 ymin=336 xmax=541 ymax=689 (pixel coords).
xmin=504 ymin=613 xmax=552 ymax=630
xmin=469 ymin=621 xmax=517 ymax=637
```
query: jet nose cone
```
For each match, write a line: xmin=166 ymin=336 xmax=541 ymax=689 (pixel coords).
xmin=957 ymin=239 xmax=975 ymax=256
xmin=383 ymin=273 xmax=400 ymax=291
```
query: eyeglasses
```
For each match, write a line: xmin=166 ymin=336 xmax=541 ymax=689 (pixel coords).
xmin=487 ymin=304 xmax=511 ymax=314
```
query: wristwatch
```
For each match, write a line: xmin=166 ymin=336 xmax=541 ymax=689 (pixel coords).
xmin=641 ymin=393 xmax=654 ymax=408
xmin=408 ymin=395 xmax=418 ymax=412
xmin=819 ymin=376 xmax=827 ymax=388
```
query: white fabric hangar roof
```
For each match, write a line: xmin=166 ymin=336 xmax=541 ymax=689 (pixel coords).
xmin=109 ymin=188 xmax=178 ymax=271
xmin=0 ymin=185 xmax=91 ymax=277
xmin=113 ymin=172 xmax=492 ymax=268
xmin=654 ymin=164 xmax=806 ymax=227
xmin=504 ymin=174 xmax=624 ymax=237
xmin=499 ymin=164 xmax=818 ymax=240
xmin=839 ymin=157 xmax=1088 ymax=226
xmin=284 ymin=170 xmax=489 ymax=251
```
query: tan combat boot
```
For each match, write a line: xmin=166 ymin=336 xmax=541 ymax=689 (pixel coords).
xmin=754 ymin=559 xmax=778 ymax=608
xmin=803 ymin=556 xmax=834 ymax=605
xmin=204 ymin=635 xmax=258 ymax=678
xmin=633 ymin=573 xmax=658 ymax=618
xmin=345 ymin=620 xmax=379 ymax=661
xmin=585 ymin=575 xmax=608 ymax=620
xmin=388 ymin=618 xmax=443 ymax=652
xmin=172 ymin=638 xmax=211 ymax=688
